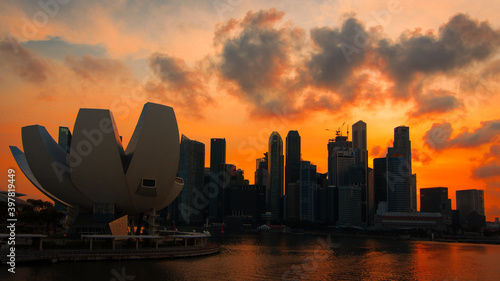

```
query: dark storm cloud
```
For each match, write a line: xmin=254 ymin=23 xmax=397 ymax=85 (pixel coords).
xmin=217 ymin=8 xmax=306 ymax=115
xmin=459 ymin=59 xmax=500 ymax=94
xmin=424 ymin=119 xmax=500 ymax=150
xmin=472 ymin=163 xmax=500 ymax=179
xmin=377 ymin=13 xmax=500 ymax=98
xmin=307 ymin=17 xmax=371 ymax=92
xmin=64 ymin=54 xmax=130 ymax=82
xmin=148 ymin=53 xmax=213 ymax=115
xmin=409 ymin=90 xmax=463 ymax=118
xmin=471 ymin=145 xmax=500 ymax=179
xmin=150 ymin=10 xmax=500 ymax=118
xmin=0 ymin=37 xmax=50 ymax=83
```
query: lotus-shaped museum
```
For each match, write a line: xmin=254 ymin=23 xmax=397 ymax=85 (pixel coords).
xmin=10 ymin=102 xmax=184 ymax=217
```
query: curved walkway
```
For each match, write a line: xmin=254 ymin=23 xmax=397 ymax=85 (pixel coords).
xmin=1 ymin=243 xmax=220 ymax=263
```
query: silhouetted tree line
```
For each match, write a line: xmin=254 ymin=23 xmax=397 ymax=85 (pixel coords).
xmin=1 ymin=199 xmax=63 ymax=235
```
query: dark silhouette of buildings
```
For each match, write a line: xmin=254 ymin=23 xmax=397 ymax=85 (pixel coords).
xmin=456 ymin=189 xmax=485 ymax=228
xmin=420 ymin=187 xmax=452 ymax=215
xmin=328 ymin=135 xmax=354 ymax=187
xmin=255 ymin=154 xmax=268 ymax=187
xmin=285 ymin=130 xmax=301 ymax=220
xmin=57 ymin=126 xmax=72 ymax=153
xmin=228 ymin=185 xmax=266 ymax=219
xmin=373 ymin=157 xmax=387 ymax=213
xmin=268 ymin=132 xmax=284 ymax=220
xmin=387 ymin=126 xmax=416 ymax=212
xmin=175 ymin=135 xmax=205 ymax=224
xmin=352 ymin=121 xmax=370 ymax=225
xmin=299 ymin=161 xmax=317 ymax=222
xmin=209 ymin=138 xmax=226 ymax=221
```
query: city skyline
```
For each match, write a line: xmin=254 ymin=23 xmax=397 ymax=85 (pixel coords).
xmin=1 ymin=1 xmax=500 ymax=222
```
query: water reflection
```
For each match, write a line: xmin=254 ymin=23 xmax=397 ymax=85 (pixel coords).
xmin=2 ymin=233 xmax=500 ymax=280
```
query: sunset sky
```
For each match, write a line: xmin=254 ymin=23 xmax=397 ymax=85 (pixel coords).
xmin=1 ymin=0 xmax=500 ymax=220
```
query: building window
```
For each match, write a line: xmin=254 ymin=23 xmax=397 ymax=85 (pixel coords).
xmin=142 ymin=178 xmax=156 ymax=188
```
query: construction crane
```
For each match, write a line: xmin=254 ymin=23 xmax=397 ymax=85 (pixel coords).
xmin=337 ymin=122 xmax=345 ymax=136
xmin=326 ymin=122 xmax=349 ymax=139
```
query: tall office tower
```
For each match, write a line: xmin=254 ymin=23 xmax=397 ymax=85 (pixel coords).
xmin=367 ymin=167 xmax=375 ymax=225
xmin=387 ymin=126 xmax=415 ymax=212
xmin=209 ymin=138 xmax=226 ymax=220
xmin=456 ymin=189 xmax=485 ymax=225
xmin=326 ymin=185 xmax=338 ymax=224
xmin=327 ymin=135 xmax=355 ymax=225
xmin=337 ymin=186 xmax=363 ymax=226
xmin=58 ymin=126 xmax=72 ymax=153
xmin=327 ymin=135 xmax=354 ymax=187
xmin=412 ymin=174 xmax=417 ymax=211
xmin=286 ymin=182 xmax=300 ymax=219
xmin=420 ymin=187 xmax=452 ymax=215
xmin=386 ymin=156 xmax=410 ymax=212
xmin=268 ymin=132 xmax=284 ymax=219
xmin=286 ymin=130 xmax=301 ymax=185
xmin=285 ymin=130 xmax=301 ymax=220
xmin=299 ymin=161 xmax=317 ymax=222
xmin=221 ymin=164 xmax=237 ymax=219
xmin=56 ymin=126 xmax=73 ymax=214
xmin=316 ymin=173 xmax=329 ymax=223
xmin=352 ymin=121 xmax=369 ymax=225
xmin=255 ymin=154 xmax=268 ymax=186
xmin=373 ymin=158 xmax=387 ymax=212
xmin=177 ymin=135 xmax=205 ymax=224
xmin=352 ymin=121 xmax=368 ymax=167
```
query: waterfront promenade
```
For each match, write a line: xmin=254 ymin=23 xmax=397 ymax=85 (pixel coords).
xmin=0 ymin=243 xmax=219 ymax=263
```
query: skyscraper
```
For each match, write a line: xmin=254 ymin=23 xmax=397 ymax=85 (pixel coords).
xmin=337 ymin=185 xmax=363 ymax=226
xmin=285 ymin=130 xmax=301 ymax=219
xmin=268 ymin=132 xmax=284 ymax=219
xmin=386 ymin=156 xmax=410 ymax=212
xmin=255 ymin=154 xmax=268 ymax=186
xmin=176 ymin=135 xmax=205 ymax=224
xmin=327 ymin=135 xmax=356 ymax=226
xmin=299 ymin=161 xmax=317 ymax=222
xmin=328 ymin=136 xmax=354 ymax=187
xmin=456 ymin=189 xmax=485 ymax=225
xmin=373 ymin=157 xmax=387 ymax=212
xmin=352 ymin=121 xmax=369 ymax=224
xmin=209 ymin=138 xmax=226 ymax=220
xmin=58 ymin=126 xmax=72 ymax=153
xmin=352 ymin=121 xmax=368 ymax=167
xmin=387 ymin=126 xmax=415 ymax=212
xmin=420 ymin=187 xmax=451 ymax=215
